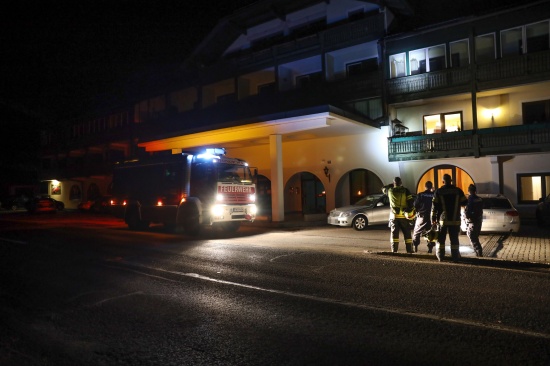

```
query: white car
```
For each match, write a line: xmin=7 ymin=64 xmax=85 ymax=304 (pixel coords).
xmin=328 ymin=193 xmax=391 ymax=230
xmin=461 ymin=194 xmax=520 ymax=233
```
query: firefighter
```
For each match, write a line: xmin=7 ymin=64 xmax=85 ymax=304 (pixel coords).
xmin=431 ymin=174 xmax=468 ymax=261
xmin=465 ymin=184 xmax=484 ymax=257
xmin=382 ymin=177 xmax=415 ymax=253
xmin=412 ymin=181 xmax=435 ymax=253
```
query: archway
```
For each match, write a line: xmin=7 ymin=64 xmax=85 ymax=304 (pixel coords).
xmin=285 ymin=172 xmax=326 ymax=215
xmin=335 ymin=169 xmax=384 ymax=207
xmin=87 ymin=183 xmax=101 ymax=201
xmin=416 ymin=165 xmax=474 ymax=193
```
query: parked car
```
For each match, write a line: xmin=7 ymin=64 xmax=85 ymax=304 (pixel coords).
xmin=26 ymin=196 xmax=57 ymax=213
xmin=535 ymin=194 xmax=550 ymax=227
xmin=1 ymin=195 xmax=30 ymax=211
xmin=461 ymin=194 xmax=520 ymax=233
xmin=328 ymin=193 xmax=394 ymax=230
xmin=46 ymin=196 xmax=64 ymax=210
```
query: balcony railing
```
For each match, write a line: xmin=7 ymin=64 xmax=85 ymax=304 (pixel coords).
xmin=205 ymin=14 xmax=386 ymax=81
xmin=388 ymin=123 xmax=550 ymax=162
xmin=386 ymin=49 xmax=550 ymax=103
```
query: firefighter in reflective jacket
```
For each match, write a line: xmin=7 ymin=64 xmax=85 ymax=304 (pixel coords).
xmin=465 ymin=184 xmax=484 ymax=257
xmin=382 ymin=177 xmax=415 ymax=253
xmin=430 ymin=174 xmax=468 ymax=261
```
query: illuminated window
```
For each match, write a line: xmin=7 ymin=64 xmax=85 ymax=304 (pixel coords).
xmin=517 ymin=173 xmax=550 ymax=203
xmin=389 ymin=53 xmax=406 ymax=78
xmin=423 ymin=112 xmax=462 ymax=134
xmin=408 ymin=45 xmax=446 ymax=75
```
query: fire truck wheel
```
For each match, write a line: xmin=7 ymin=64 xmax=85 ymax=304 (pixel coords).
xmin=185 ymin=220 xmax=200 ymax=236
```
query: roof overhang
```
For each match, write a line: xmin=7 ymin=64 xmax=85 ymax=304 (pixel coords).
xmin=138 ymin=110 xmax=380 ymax=153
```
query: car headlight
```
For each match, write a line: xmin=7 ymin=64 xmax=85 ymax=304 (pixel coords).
xmin=341 ymin=212 xmax=351 ymax=217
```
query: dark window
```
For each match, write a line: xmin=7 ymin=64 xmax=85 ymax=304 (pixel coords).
xmin=523 ymin=99 xmax=550 ymax=124
xmin=217 ymin=93 xmax=237 ymax=103
xmin=291 ymin=18 xmax=326 ymax=39
xmin=258 ymin=82 xmax=276 ymax=95
xmin=429 ymin=56 xmax=445 ymax=71
xmin=296 ymin=72 xmax=322 ymax=88
xmin=346 ymin=58 xmax=378 ymax=77
xmin=348 ymin=9 xmax=365 ymax=21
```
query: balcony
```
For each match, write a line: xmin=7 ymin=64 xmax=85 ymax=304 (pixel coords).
xmin=386 ymin=49 xmax=550 ymax=104
xmin=387 ymin=122 xmax=550 ymax=162
xmin=203 ymin=14 xmax=386 ymax=82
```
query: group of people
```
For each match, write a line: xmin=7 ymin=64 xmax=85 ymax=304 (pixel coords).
xmin=382 ymin=174 xmax=483 ymax=261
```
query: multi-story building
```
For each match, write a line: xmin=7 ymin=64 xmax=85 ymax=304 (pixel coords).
xmin=39 ymin=0 xmax=550 ymax=221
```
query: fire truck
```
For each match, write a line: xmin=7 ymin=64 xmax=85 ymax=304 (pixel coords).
xmin=110 ymin=149 xmax=257 ymax=234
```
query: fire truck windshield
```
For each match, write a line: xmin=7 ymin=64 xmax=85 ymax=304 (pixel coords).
xmin=217 ymin=163 xmax=253 ymax=183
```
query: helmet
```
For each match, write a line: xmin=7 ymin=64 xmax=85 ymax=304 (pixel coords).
xmin=423 ymin=226 xmax=439 ymax=242
xmin=404 ymin=208 xmax=416 ymax=220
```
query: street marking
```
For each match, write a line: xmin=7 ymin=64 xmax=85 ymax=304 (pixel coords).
xmin=0 ymin=237 xmax=27 ymax=244
xmin=107 ymin=260 xmax=550 ymax=340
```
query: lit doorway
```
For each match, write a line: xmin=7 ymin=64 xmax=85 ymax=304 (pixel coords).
xmin=416 ymin=165 xmax=474 ymax=193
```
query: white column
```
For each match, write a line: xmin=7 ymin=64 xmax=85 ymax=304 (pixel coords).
xmin=489 ymin=156 xmax=499 ymax=194
xmin=269 ymin=134 xmax=284 ymax=222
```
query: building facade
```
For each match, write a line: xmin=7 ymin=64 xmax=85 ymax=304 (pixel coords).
xmin=39 ymin=0 xmax=550 ymax=220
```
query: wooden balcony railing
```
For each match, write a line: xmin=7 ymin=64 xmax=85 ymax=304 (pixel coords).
xmin=386 ymin=49 xmax=550 ymax=103
xmin=388 ymin=123 xmax=550 ymax=162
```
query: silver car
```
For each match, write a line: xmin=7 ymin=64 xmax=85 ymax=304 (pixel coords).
xmin=328 ymin=193 xmax=391 ymax=230
xmin=461 ymin=194 xmax=520 ymax=233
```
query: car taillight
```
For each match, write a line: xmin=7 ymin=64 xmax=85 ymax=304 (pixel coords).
xmin=506 ymin=210 xmax=519 ymax=217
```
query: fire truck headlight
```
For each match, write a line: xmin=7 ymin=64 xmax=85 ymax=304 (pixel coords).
xmin=249 ymin=194 xmax=256 ymax=202
xmin=211 ymin=204 xmax=224 ymax=217
xmin=216 ymin=194 xmax=224 ymax=202
xmin=250 ymin=204 xmax=258 ymax=215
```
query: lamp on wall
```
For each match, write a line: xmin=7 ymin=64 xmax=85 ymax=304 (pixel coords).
xmin=323 ymin=166 xmax=331 ymax=182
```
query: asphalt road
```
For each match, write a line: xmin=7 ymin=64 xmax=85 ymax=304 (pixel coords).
xmin=1 ymin=212 xmax=549 ymax=365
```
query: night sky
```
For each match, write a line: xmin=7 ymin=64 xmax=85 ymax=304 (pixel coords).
xmin=2 ymin=0 xmax=531 ymax=122
xmin=1 ymin=0 xmax=257 ymax=121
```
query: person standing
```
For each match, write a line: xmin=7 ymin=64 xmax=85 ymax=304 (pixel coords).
xmin=382 ymin=177 xmax=415 ymax=253
xmin=430 ymin=174 xmax=467 ymax=261
xmin=412 ymin=181 xmax=435 ymax=253
xmin=464 ymin=184 xmax=484 ymax=257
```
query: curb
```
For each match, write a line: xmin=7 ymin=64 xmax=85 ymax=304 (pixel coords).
xmin=374 ymin=251 xmax=550 ymax=270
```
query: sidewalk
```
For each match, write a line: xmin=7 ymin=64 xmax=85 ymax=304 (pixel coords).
xmin=249 ymin=215 xmax=550 ymax=267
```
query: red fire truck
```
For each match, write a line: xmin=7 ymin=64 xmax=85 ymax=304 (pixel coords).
xmin=110 ymin=149 xmax=257 ymax=234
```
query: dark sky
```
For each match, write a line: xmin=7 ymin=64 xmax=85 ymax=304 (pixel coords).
xmin=1 ymin=0 xmax=532 ymax=122
xmin=1 ymin=0 xmax=257 ymax=120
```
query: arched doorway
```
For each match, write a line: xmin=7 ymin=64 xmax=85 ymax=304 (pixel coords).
xmin=417 ymin=165 xmax=474 ymax=193
xmin=285 ymin=172 xmax=326 ymax=215
xmin=87 ymin=183 xmax=101 ymax=201
xmin=335 ymin=169 xmax=384 ymax=207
